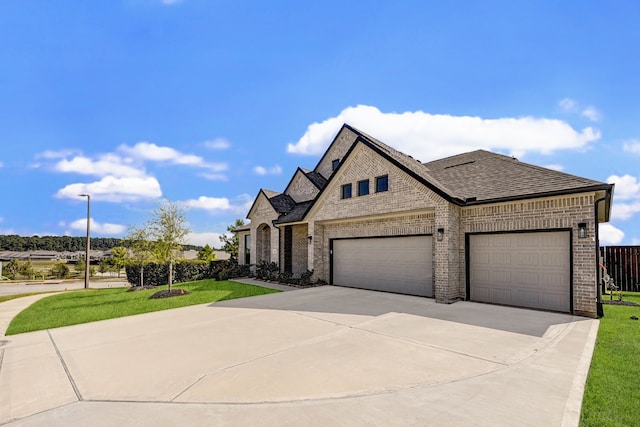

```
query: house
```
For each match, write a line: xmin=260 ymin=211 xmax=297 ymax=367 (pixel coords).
xmin=237 ymin=124 xmax=614 ymax=317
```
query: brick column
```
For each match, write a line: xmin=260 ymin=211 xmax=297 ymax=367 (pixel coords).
xmin=434 ymin=204 xmax=462 ymax=303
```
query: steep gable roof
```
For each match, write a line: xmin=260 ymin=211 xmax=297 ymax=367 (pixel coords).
xmin=425 ymin=150 xmax=610 ymax=204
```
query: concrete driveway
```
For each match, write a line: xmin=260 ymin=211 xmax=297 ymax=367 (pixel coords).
xmin=0 ymin=284 xmax=597 ymax=426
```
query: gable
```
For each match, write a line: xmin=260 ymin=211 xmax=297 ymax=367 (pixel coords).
xmin=307 ymin=142 xmax=444 ymax=222
xmin=284 ymin=169 xmax=321 ymax=203
xmin=314 ymin=125 xmax=359 ymax=179
xmin=246 ymin=190 xmax=277 ymax=221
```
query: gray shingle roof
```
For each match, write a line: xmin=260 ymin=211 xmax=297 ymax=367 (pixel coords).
xmin=425 ymin=150 xmax=608 ymax=203
xmin=273 ymin=201 xmax=314 ymax=224
xmin=269 ymin=193 xmax=296 ymax=214
xmin=305 ymin=171 xmax=327 ymax=189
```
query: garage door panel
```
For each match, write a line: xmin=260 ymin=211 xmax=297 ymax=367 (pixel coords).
xmin=333 ymin=236 xmax=432 ymax=297
xmin=470 ymin=232 xmax=570 ymax=313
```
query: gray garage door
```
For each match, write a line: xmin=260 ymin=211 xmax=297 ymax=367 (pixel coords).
xmin=332 ymin=236 xmax=433 ymax=297
xmin=469 ymin=232 xmax=571 ymax=312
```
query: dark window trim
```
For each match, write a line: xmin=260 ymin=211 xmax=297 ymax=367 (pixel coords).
xmin=341 ymin=183 xmax=352 ymax=199
xmin=357 ymin=179 xmax=369 ymax=196
xmin=375 ymin=175 xmax=389 ymax=193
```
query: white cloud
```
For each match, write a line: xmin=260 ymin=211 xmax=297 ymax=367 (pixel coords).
xmin=68 ymin=218 xmax=126 ymax=235
xmin=632 ymin=238 xmax=640 ymax=245
xmin=611 ymin=202 xmax=640 ymax=221
xmin=558 ymin=98 xmax=578 ymax=112
xmin=599 ymin=223 xmax=625 ymax=245
xmin=181 ymin=196 xmax=231 ymax=211
xmin=0 ymin=161 xmax=3 ymax=168
xmin=581 ymin=106 xmax=601 ymax=122
xmin=199 ymin=172 xmax=228 ymax=181
xmin=185 ymin=232 xmax=225 ymax=248
xmin=37 ymin=149 xmax=80 ymax=159
xmin=180 ymin=194 xmax=253 ymax=215
xmin=607 ymin=174 xmax=640 ymax=200
xmin=118 ymin=141 xmax=227 ymax=175
xmin=162 ymin=0 xmax=182 ymax=4
xmin=254 ymin=165 xmax=283 ymax=175
xmin=203 ymin=138 xmax=231 ymax=150
xmin=55 ymin=154 xmax=144 ymax=178
xmin=623 ymin=140 xmax=640 ymax=154
xmin=55 ymin=176 xmax=162 ymax=202
xmin=287 ymin=105 xmax=601 ymax=160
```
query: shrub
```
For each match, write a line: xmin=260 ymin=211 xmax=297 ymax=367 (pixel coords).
xmin=256 ymin=261 xmax=279 ymax=281
xmin=50 ymin=262 xmax=70 ymax=279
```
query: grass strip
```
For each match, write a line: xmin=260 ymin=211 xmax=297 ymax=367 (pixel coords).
xmin=5 ymin=279 xmax=279 ymax=335
xmin=580 ymin=292 xmax=640 ymax=426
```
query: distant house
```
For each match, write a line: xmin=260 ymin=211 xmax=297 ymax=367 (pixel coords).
xmin=237 ymin=124 xmax=614 ymax=317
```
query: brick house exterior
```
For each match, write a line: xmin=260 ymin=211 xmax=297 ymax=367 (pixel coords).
xmin=238 ymin=124 xmax=614 ymax=317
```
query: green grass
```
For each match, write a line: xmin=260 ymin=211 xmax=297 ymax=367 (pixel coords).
xmin=580 ymin=291 xmax=640 ymax=427
xmin=5 ymin=280 xmax=279 ymax=335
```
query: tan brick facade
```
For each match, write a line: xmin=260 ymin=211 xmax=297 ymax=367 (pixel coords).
xmin=243 ymin=125 xmax=607 ymax=317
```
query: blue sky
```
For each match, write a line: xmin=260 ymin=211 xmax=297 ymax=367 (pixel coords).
xmin=1 ymin=1 xmax=639 ymax=247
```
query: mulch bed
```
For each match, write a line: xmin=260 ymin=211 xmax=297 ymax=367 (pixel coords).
xmin=150 ymin=289 xmax=190 ymax=299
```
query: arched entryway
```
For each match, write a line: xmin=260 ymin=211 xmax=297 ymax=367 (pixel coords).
xmin=256 ymin=223 xmax=271 ymax=262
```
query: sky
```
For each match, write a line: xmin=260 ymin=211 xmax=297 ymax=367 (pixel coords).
xmin=1 ymin=1 xmax=639 ymax=248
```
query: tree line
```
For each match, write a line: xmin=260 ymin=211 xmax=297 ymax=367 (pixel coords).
xmin=0 ymin=234 xmax=203 ymax=252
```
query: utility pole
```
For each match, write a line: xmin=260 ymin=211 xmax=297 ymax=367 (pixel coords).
xmin=79 ymin=194 xmax=91 ymax=289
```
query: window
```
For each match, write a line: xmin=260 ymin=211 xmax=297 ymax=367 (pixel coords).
xmin=376 ymin=175 xmax=389 ymax=192
xmin=341 ymin=183 xmax=352 ymax=199
xmin=358 ymin=179 xmax=369 ymax=196
xmin=332 ymin=159 xmax=340 ymax=171
xmin=244 ymin=235 xmax=251 ymax=265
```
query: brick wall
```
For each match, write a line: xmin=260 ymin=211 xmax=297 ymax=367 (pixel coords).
xmin=316 ymin=127 xmax=358 ymax=179
xmin=248 ymin=193 xmax=280 ymax=264
xmin=461 ymin=193 xmax=597 ymax=316
xmin=285 ymin=171 xmax=320 ymax=203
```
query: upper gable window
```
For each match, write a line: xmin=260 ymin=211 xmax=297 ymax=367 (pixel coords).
xmin=332 ymin=159 xmax=340 ymax=171
xmin=341 ymin=183 xmax=352 ymax=199
xmin=358 ymin=179 xmax=369 ymax=196
xmin=376 ymin=175 xmax=389 ymax=193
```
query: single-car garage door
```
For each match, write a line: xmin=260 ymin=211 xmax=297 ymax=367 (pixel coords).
xmin=332 ymin=236 xmax=433 ymax=297
xmin=469 ymin=231 xmax=571 ymax=312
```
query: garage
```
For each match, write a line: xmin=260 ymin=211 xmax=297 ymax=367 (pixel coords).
xmin=469 ymin=231 xmax=571 ymax=312
xmin=331 ymin=235 xmax=433 ymax=297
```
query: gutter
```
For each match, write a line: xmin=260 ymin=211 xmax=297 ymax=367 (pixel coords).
xmin=594 ymin=187 xmax=613 ymax=318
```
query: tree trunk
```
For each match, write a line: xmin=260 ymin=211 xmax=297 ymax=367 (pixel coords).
xmin=168 ymin=261 xmax=173 ymax=291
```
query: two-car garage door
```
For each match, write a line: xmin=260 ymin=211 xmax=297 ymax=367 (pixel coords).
xmin=469 ymin=232 xmax=571 ymax=313
xmin=332 ymin=236 xmax=433 ymax=297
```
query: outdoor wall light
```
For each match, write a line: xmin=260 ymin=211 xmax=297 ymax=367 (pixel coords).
xmin=578 ymin=222 xmax=587 ymax=239
xmin=307 ymin=235 xmax=313 ymax=244
xmin=436 ymin=228 xmax=445 ymax=241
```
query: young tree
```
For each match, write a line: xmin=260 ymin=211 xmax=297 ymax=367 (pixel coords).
xmin=50 ymin=262 xmax=70 ymax=279
xmin=197 ymin=244 xmax=216 ymax=261
xmin=219 ymin=219 xmax=245 ymax=261
xmin=148 ymin=200 xmax=190 ymax=290
xmin=4 ymin=259 xmax=20 ymax=280
xmin=127 ymin=225 xmax=154 ymax=287
xmin=109 ymin=246 xmax=128 ymax=278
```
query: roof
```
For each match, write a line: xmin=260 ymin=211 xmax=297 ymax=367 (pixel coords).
xmin=305 ymin=171 xmax=328 ymax=189
xmin=425 ymin=150 xmax=610 ymax=204
xmin=273 ymin=201 xmax=314 ymax=224
xmin=247 ymin=124 xmax=613 ymax=226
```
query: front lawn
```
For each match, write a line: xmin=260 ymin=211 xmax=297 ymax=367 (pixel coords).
xmin=5 ymin=280 xmax=279 ymax=335
xmin=580 ymin=292 xmax=640 ymax=427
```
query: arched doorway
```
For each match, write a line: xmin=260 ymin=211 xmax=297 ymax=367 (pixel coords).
xmin=256 ymin=223 xmax=271 ymax=262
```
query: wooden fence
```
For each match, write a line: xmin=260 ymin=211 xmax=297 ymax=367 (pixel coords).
xmin=599 ymin=246 xmax=640 ymax=292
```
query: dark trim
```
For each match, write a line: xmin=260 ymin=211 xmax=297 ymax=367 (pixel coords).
xmin=463 ymin=184 xmax=613 ymax=207
xmin=594 ymin=187 xmax=612 ymax=317
xmin=465 ymin=228 xmax=574 ymax=314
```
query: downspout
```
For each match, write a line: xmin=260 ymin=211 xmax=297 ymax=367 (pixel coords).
xmin=594 ymin=188 xmax=611 ymax=318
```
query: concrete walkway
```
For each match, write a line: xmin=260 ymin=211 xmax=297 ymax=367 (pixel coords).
xmin=0 ymin=285 xmax=598 ymax=426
